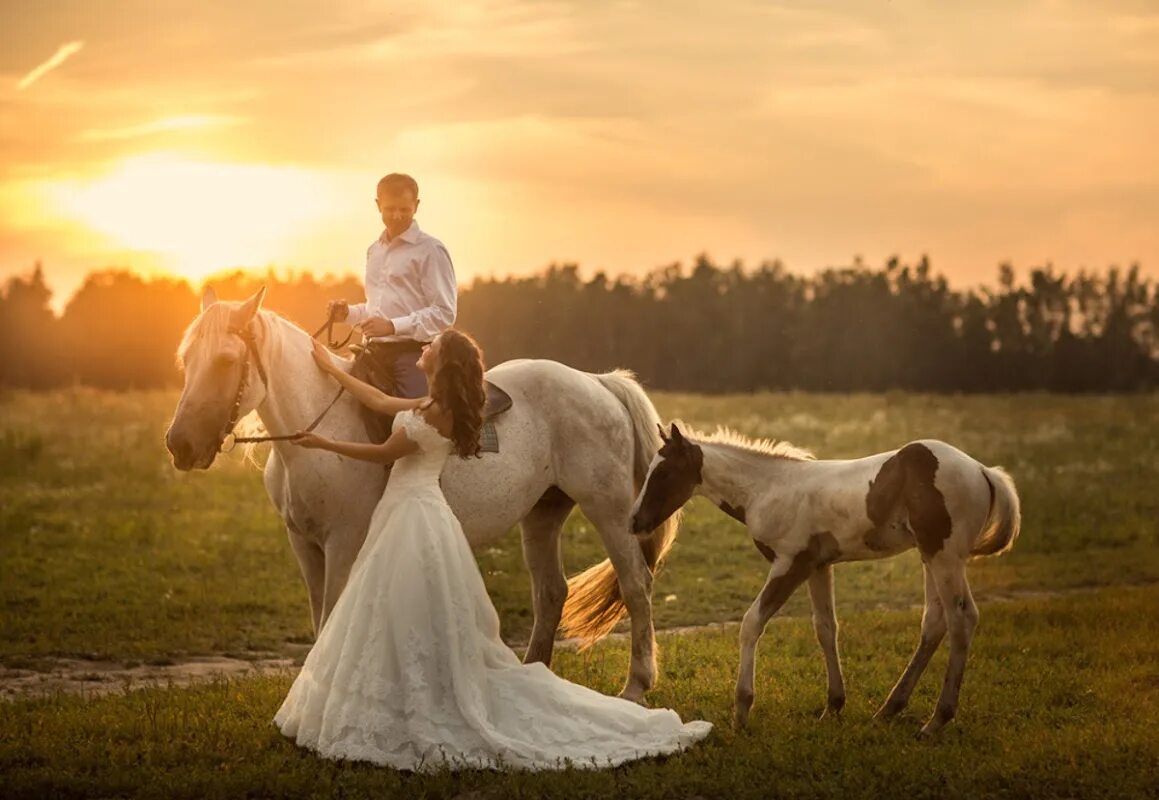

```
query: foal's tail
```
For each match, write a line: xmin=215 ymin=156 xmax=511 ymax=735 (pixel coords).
xmin=559 ymin=370 xmax=680 ymax=648
xmin=971 ymin=465 xmax=1022 ymax=558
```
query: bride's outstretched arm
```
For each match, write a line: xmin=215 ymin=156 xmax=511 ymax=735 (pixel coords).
xmin=310 ymin=339 xmax=424 ymax=416
xmin=290 ymin=428 xmax=419 ymax=464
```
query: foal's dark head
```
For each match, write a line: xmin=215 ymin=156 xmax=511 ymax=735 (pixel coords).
xmin=630 ymin=423 xmax=703 ymax=535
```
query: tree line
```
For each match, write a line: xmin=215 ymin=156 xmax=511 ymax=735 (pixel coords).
xmin=1 ymin=255 xmax=1155 ymax=393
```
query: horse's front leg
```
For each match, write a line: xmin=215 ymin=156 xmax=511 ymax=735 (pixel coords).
xmin=582 ymin=495 xmax=656 ymax=704
xmin=268 ymin=455 xmax=327 ymax=635
xmin=736 ymin=557 xmax=812 ymax=728
xmin=287 ymin=526 xmax=325 ymax=636
xmin=519 ymin=488 xmax=575 ymax=665
xmin=319 ymin=534 xmax=360 ymax=630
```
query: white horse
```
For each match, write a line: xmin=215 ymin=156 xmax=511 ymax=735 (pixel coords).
xmin=164 ymin=287 xmax=679 ymax=701
xmin=629 ymin=423 xmax=1021 ymax=735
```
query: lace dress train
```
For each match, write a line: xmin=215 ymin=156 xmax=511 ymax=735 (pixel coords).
xmin=274 ymin=409 xmax=711 ymax=771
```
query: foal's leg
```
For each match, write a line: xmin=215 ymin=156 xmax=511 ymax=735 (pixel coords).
xmin=579 ymin=493 xmax=657 ymax=704
xmin=736 ymin=558 xmax=812 ymax=728
xmin=807 ymin=564 xmax=846 ymax=718
xmin=920 ymin=556 xmax=978 ymax=736
xmin=519 ymin=488 xmax=575 ymax=666
xmin=287 ymin=528 xmax=326 ymax=636
xmin=876 ymin=563 xmax=946 ymax=719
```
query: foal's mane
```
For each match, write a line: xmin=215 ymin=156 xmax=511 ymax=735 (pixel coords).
xmin=679 ymin=422 xmax=815 ymax=461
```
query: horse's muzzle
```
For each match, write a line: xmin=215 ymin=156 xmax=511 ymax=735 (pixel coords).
xmin=166 ymin=428 xmax=214 ymax=471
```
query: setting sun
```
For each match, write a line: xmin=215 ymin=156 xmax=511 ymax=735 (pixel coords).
xmin=48 ymin=154 xmax=346 ymax=281
xmin=2 ymin=0 xmax=1156 ymax=301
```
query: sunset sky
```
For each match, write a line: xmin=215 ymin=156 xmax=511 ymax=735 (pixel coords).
xmin=2 ymin=0 xmax=1157 ymax=306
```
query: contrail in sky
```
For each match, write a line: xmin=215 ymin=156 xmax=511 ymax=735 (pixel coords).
xmin=17 ymin=41 xmax=85 ymax=90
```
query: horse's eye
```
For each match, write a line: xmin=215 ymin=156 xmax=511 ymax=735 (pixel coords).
xmin=215 ymin=352 xmax=238 ymax=368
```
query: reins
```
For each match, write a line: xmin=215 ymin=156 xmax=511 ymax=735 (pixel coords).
xmin=218 ymin=310 xmax=352 ymax=452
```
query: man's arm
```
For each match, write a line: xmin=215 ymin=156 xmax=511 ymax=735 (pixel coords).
xmin=345 ymin=245 xmax=375 ymax=326
xmin=345 ymin=302 xmax=370 ymax=327
xmin=390 ymin=243 xmax=457 ymax=340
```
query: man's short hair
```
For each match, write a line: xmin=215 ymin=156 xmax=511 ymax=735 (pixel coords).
xmin=377 ymin=173 xmax=419 ymax=199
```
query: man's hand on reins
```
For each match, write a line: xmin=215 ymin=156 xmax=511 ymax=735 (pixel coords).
xmin=360 ymin=316 xmax=396 ymax=338
xmin=327 ymin=299 xmax=349 ymax=322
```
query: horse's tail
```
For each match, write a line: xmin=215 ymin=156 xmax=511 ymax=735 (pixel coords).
xmin=971 ymin=465 xmax=1022 ymax=558
xmin=559 ymin=370 xmax=681 ymax=648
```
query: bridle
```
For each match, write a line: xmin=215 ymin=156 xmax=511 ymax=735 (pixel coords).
xmin=217 ymin=311 xmax=353 ymax=452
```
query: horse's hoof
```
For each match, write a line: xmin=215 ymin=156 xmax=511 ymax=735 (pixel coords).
xmin=521 ymin=649 xmax=550 ymax=667
xmin=733 ymin=711 xmax=749 ymax=730
xmin=617 ymin=688 xmax=647 ymax=706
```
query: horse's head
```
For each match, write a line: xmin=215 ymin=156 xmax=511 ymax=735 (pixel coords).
xmin=630 ymin=422 xmax=703 ymax=535
xmin=165 ymin=286 xmax=267 ymax=470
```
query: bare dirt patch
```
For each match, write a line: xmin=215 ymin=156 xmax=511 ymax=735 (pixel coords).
xmin=1 ymin=654 xmax=298 ymax=702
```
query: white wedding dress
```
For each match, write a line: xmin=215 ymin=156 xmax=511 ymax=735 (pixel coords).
xmin=274 ymin=409 xmax=711 ymax=771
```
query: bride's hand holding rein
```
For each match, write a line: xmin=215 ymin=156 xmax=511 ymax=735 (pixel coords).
xmin=291 ymin=431 xmax=328 ymax=449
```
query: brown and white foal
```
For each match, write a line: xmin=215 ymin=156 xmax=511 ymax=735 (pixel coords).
xmin=630 ymin=423 xmax=1021 ymax=736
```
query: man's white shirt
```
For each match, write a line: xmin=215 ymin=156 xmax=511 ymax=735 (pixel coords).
xmin=346 ymin=221 xmax=457 ymax=343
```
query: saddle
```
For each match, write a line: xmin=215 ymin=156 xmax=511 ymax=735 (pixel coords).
xmin=478 ymin=382 xmax=512 ymax=454
xmin=483 ymin=382 xmax=513 ymax=420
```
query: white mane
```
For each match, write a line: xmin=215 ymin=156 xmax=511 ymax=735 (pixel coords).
xmin=677 ymin=421 xmax=814 ymax=461
xmin=175 ymin=305 xmax=310 ymax=461
xmin=176 ymin=305 xmax=303 ymax=366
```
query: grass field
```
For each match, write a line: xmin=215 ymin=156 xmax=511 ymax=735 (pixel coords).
xmin=2 ymin=389 xmax=1158 ymax=798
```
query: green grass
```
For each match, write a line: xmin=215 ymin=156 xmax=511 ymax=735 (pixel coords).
xmin=2 ymin=389 xmax=1158 ymax=797
xmin=2 ymin=389 xmax=1157 ymax=663
xmin=2 ymin=585 xmax=1156 ymax=799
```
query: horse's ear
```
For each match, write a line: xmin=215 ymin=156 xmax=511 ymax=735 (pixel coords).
xmin=200 ymin=285 xmax=217 ymax=311
xmin=670 ymin=422 xmax=684 ymax=444
xmin=657 ymin=423 xmax=669 ymax=444
xmin=233 ymin=286 xmax=266 ymax=327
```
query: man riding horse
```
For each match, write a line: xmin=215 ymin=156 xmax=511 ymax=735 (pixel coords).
xmin=329 ymin=172 xmax=457 ymax=441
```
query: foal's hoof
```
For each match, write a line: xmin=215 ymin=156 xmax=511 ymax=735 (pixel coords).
xmin=913 ymin=718 xmax=950 ymax=737
xmin=733 ymin=709 xmax=750 ymax=730
xmin=819 ymin=694 xmax=846 ymax=720
xmin=874 ymin=700 xmax=906 ymax=721
xmin=917 ymin=704 xmax=955 ymax=737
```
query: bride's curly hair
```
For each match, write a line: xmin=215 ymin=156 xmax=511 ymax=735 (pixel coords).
xmin=429 ymin=329 xmax=486 ymax=458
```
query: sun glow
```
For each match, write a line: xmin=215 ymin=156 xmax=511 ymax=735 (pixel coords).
xmin=49 ymin=154 xmax=346 ymax=281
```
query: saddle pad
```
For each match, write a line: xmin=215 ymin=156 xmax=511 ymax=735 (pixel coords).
xmin=480 ymin=421 xmax=499 ymax=454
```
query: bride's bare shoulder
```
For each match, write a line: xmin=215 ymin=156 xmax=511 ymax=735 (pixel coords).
xmin=418 ymin=400 xmax=454 ymax=440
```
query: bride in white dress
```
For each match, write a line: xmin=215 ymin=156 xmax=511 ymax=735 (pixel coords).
xmin=275 ymin=330 xmax=711 ymax=771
